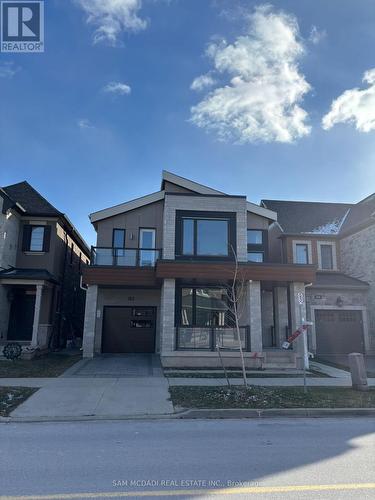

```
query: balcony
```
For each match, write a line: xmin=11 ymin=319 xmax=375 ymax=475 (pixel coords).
xmin=91 ymin=247 xmax=161 ymax=267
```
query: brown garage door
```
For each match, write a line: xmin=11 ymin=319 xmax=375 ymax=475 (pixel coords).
xmin=102 ymin=307 xmax=156 ymax=354
xmin=315 ymin=309 xmax=364 ymax=358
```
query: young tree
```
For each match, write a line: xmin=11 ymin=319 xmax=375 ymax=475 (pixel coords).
xmin=221 ymin=246 xmax=248 ymax=388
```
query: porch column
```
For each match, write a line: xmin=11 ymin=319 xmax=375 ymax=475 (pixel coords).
xmin=160 ymin=279 xmax=175 ymax=354
xmin=289 ymin=282 xmax=307 ymax=368
xmin=31 ymin=284 xmax=43 ymax=347
xmin=248 ymin=280 xmax=262 ymax=352
xmin=82 ymin=285 xmax=98 ymax=358
xmin=274 ymin=286 xmax=289 ymax=347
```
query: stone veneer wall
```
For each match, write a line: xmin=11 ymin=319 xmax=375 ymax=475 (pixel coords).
xmin=340 ymin=224 xmax=375 ymax=352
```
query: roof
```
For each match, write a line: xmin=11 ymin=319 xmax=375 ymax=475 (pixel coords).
xmin=340 ymin=193 xmax=375 ymax=235
xmin=0 ymin=268 xmax=58 ymax=282
xmin=3 ymin=181 xmax=61 ymax=217
xmin=312 ymin=272 xmax=369 ymax=289
xmin=262 ymin=199 xmax=352 ymax=234
xmin=2 ymin=181 xmax=90 ymax=256
xmin=90 ymin=170 xmax=277 ymax=223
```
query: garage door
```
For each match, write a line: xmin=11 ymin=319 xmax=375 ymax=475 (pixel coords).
xmin=102 ymin=307 xmax=156 ymax=354
xmin=315 ymin=309 xmax=364 ymax=358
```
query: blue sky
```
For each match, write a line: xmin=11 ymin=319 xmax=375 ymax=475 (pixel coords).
xmin=1 ymin=0 xmax=375 ymax=245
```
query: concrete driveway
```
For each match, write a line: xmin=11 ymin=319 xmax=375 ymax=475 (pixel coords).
xmin=11 ymin=355 xmax=174 ymax=419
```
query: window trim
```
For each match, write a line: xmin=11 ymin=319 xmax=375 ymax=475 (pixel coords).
xmin=139 ymin=227 xmax=156 ymax=249
xmin=175 ymin=210 xmax=236 ymax=261
xmin=292 ymin=240 xmax=313 ymax=264
xmin=317 ymin=240 xmax=337 ymax=271
xmin=22 ymin=224 xmax=51 ymax=253
xmin=247 ymin=251 xmax=264 ymax=263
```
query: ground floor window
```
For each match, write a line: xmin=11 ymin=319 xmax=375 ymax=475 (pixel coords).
xmin=177 ymin=286 xmax=249 ymax=350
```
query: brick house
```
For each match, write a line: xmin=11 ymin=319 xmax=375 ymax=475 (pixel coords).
xmin=82 ymin=171 xmax=316 ymax=369
xmin=0 ymin=182 xmax=90 ymax=355
xmin=262 ymin=197 xmax=374 ymax=361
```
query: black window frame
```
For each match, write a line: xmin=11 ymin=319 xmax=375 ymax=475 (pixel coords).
xmin=22 ymin=224 xmax=51 ymax=253
xmin=176 ymin=285 xmax=232 ymax=327
xmin=247 ymin=229 xmax=268 ymax=262
xmin=175 ymin=210 xmax=236 ymax=261
xmin=112 ymin=228 xmax=126 ymax=249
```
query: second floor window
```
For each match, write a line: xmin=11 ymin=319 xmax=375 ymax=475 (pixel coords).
xmin=295 ymin=243 xmax=309 ymax=264
xmin=112 ymin=229 xmax=125 ymax=248
xmin=176 ymin=211 xmax=235 ymax=259
xmin=320 ymin=244 xmax=334 ymax=270
xmin=247 ymin=229 xmax=266 ymax=262
xmin=22 ymin=224 xmax=51 ymax=253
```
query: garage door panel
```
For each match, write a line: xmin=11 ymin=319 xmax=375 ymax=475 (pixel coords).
xmin=102 ymin=307 xmax=156 ymax=354
xmin=315 ymin=309 xmax=364 ymax=357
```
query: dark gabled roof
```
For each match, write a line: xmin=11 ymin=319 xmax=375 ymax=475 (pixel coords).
xmin=2 ymin=181 xmax=61 ymax=217
xmin=261 ymin=200 xmax=353 ymax=234
xmin=340 ymin=193 xmax=375 ymax=235
xmin=2 ymin=181 xmax=90 ymax=256
xmin=312 ymin=272 xmax=369 ymax=289
xmin=0 ymin=268 xmax=58 ymax=282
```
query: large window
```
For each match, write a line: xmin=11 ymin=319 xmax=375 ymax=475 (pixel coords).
xmin=295 ymin=243 xmax=309 ymax=264
xmin=180 ymin=287 xmax=229 ymax=327
xmin=176 ymin=211 xmax=235 ymax=259
xmin=320 ymin=244 xmax=334 ymax=270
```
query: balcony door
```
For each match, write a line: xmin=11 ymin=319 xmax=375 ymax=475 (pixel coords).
xmin=139 ymin=228 xmax=156 ymax=267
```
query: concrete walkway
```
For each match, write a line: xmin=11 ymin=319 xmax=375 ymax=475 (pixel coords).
xmin=167 ymin=377 xmax=375 ymax=387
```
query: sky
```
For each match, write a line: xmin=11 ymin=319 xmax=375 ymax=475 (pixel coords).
xmin=1 ymin=0 xmax=375 ymax=245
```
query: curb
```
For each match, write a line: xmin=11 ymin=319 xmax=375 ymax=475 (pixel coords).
xmin=1 ymin=407 xmax=374 ymax=423
xmin=176 ymin=408 xmax=375 ymax=419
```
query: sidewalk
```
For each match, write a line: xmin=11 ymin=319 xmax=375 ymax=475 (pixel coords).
xmin=167 ymin=377 xmax=375 ymax=387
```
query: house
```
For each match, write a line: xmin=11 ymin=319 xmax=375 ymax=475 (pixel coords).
xmin=261 ymin=197 xmax=373 ymax=361
xmin=0 ymin=181 xmax=90 ymax=355
xmin=82 ymin=171 xmax=316 ymax=369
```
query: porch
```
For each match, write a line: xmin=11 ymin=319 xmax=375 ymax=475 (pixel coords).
xmin=0 ymin=269 xmax=57 ymax=354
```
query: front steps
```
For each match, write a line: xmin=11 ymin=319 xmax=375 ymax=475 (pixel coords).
xmin=263 ymin=350 xmax=298 ymax=369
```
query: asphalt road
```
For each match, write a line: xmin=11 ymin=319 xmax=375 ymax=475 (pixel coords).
xmin=0 ymin=418 xmax=374 ymax=499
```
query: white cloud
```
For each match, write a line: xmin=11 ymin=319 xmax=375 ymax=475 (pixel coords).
xmin=309 ymin=25 xmax=326 ymax=45
xmin=103 ymin=81 xmax=131 ymax=95
xmin=74 ymin=0 xmax=146 ymax=45
xmin=322 ymin=69 xmax=375 ymax=132
xmin=190 ymin=5 xmax=311 ymax=144
xmin=190 ymin=73 xmax=216 ymax=92
xmin=78 ymin=118 xmax=95 ymax=129
xmin=0 ymin=61 xmax=20 ymax=78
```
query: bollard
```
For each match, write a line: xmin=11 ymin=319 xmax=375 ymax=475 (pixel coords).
xmin=348 ymin=353 xmax=369 ymax=391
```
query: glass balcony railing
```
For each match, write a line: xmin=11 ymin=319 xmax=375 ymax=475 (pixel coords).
xmin=91 ymin=247 xmax=161 ymax=267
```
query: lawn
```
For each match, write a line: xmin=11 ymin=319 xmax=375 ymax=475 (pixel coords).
xmin=170 ymin=386 xmax=375 ymax=409
xmin=0 ymin=387 xmax=37 ymax=416
xmin=0 ymin=354 xmax=81 ymax=378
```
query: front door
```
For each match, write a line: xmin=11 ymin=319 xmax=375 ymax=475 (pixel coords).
xmin=102 ymin=306 xmax=156 ymax=353
xmin=8 ymin=290 xmax=35 ymax=341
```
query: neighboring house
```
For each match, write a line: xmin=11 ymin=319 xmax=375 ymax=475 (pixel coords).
xmin=82 ymin=171 xmax=316 ymax=369
xmin=0 ymin=181 xmax=90 ymax=355
xmin=261 ymin=198 xmax=373 ymax=360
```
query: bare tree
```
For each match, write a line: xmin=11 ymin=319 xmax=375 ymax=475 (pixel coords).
xmin=220 ymin=246 xmax=248 ymax=388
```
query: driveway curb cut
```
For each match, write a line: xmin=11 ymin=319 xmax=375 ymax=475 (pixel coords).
xmin=1 ymin=407 xmax=374 ymax=423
